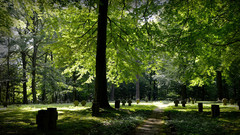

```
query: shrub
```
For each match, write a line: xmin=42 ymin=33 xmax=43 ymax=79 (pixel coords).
xmin=229 ymin=99 xmax=235 ymax=105
xmin=74 ymin=100 xmax=79 ymax=106
xmin=136 ymin=99 xmax=140 ymax=104
xmin=144 ymin=97 xmax=148 ymax=102
xmin=222 ymin=98 xmax=228 ymax=105
xmin=81 ymin=100 xmax=86 ymax=106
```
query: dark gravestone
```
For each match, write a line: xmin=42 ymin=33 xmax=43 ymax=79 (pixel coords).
xmin=3 ymin=102 xmax=7 ymax=107
xmin=92 ymin=102 xmax=100 ymax=116
xmin=174 ymin=100 xmax=179 ymax=107
xmin=47 ymin=108 xmax=58 ymax=130
xmin=36 ymin=108 xmax=58 ymax=131
xmin=211 ymin=105 xmax=220 ymax=117
xmin=115 ymin=100 xmax=120 ymax=109
xmin=238 ymin=100 xmax=240 ymax=110
xmin=181 ymin=100 xmax=186 ymax=107
xmin=198 ymin=103 xmax=203 ymax=112
xmin=36 ymin=110 xmax=49 ymax=131
xmin=128 ymin=100 xmax=132 ymax=106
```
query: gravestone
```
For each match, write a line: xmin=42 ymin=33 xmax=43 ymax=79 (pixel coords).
xmin=128 ymin=100 xmax=132 ymax=106
xmin=181 ymin=100 xmax=186 ymax=107
xmin=174 ymin=100 xmax=179 ymax=107
xmin=237 ymin=100 xmax=240 ymax=110
xmin=211 ymin=105 xmax=220 ymax=117
xmin=3 ymin=102 xmax=7 ymax=107
xmin=36 ymin=110 xmax=49 ymax=131
xmin=36 ymin=108 xmax=58 ymax=131
xmin=115 ymin=100 xmax=120 ymax=109
xmin=198 ymin=103 xmax=203 ymax=112
xmin=229 ymin=99 xmax=235 ymax=105
xmin=47 ymin=108 xmax=58 ymax=130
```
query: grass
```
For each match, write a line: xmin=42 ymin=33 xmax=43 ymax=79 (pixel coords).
xmin=0 ymin=102 xmax=156 ymax=135
xmin=164 ymin=101 xmax=240 ymax=135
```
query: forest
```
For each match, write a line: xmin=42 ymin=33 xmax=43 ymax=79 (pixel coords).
xmin=1 ymin=0 xmax=240 ymax=106
xmin=1 ymin=0 xmax=240 ymax=134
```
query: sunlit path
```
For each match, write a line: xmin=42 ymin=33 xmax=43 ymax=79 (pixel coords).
xmin=133 ymin=101 xmax=173 ymax=135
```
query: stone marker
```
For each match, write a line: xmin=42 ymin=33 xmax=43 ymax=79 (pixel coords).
xmin=128 ymin=100 xmax=132 ymax=106
xmin=198 ymin=103 xmax=203 ymax=112
xmin=237 ymin=100 xmax=240 ymax=110
xmin=36 ymin=110 xmax=49 ymax=131
xmin=47 ymin=108 xmax=58 ymax=130
xmin=174 ymin=100 xmax=179 ymax=107
xmin=115 ymin=100 xmax=120 ymax=109
xmin=181 ymin=100 xmax=186 ymax=107
xmin=36 ymin=108 xmax=58 ymax=131
xmin=211 ymin=105 xmax=220 ymax=117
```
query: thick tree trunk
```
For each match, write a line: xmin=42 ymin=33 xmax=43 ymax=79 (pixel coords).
xmin=110 ymin=83 xmax=115 ymax=101
xmin=93 ymin=0 xmax=110 ymax=109
xmin=216 ymin=71 xmax=223 ymax=100
xmin=136 ymin=74 xmax=140 ymax=100
xmin=21 ymin=52 xmax=28 ymax=104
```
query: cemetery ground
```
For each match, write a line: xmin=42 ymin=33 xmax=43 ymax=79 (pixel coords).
xmin=0 ymin=101 xmax=239 ymax=135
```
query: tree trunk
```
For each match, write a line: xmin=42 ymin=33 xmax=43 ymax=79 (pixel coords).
xmin=32 ymin=43 xmax=38 ymax=103
xmin=21 ymin=52 xmax=28 ymax=104
xmin=136 ymin=74 xmax=140 ymax=100
xmin=6 ymin=38 xmax=10 ymax=103
xmin=93 ymin=0 xmax=110 ymax=109
xmin=110 ymin=83 xmax=115 ymax=101
xmin=216 ymin=71 xmax=223 ymax=100
xmin=181 ymin=84 xmax=187 ymax=100
xmin=201 ymin=85 xmax=205 ymax=101
xmin=42 ymin=54 xmax=48 ymax=102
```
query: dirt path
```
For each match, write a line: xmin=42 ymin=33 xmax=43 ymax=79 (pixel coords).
xmin=133 ymin=103 xmax=172 ymax=135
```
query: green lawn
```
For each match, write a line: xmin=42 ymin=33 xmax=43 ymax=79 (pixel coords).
xmin=164 ymin=102 xmax=240 ymax=135
xmin=0 ymin=102 xmax=156 ymax=135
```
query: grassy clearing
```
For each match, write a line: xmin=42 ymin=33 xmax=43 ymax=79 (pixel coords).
xmin=0 ymin=102 xmax=156 ymax=135
xmin=164 ymin=102 xmax=240 ymax=135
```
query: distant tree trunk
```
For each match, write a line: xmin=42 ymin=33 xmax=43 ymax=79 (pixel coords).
xmin=31 ymin=42 xmax=38 ymax=103
xmin=6 ymin=38 xmax=10 ymax=103
xmin=72 ymin=71 xmax=77 ymax=101
xmin=149 ymin=71 xmax=153 ymax=101
xmin=42 ymin=54 xmax=48 ymax=102
xmin=93 ymin=0 xmax=110 ymax=109
xmin=110 ymin=83 xmax=115 ymax=101
xmin=201 ymin=85 xmax=205 ymax=101
xmin=181 ymin=84 xmax=187 ymax=100
xmin=136 ymin=74 xmax=140 ymax=100
xmin=216 ymin=71 xmax=223 ymax=100
xmin=21 ymin=52 xmax=28 ymax=104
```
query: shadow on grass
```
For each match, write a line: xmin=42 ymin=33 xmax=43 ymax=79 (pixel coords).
xmin=164 ymin=105 xmax=240 ymax=135
xmin=0 ymin=104 xmax=156 ymax=135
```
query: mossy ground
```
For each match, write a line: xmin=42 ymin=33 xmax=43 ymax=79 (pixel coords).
xmin=0 ymin=102 xmax=156 ymax=135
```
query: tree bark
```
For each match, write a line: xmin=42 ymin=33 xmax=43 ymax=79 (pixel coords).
xmin=136 ymin=74 xmax=140 ymax=100
xmin=181 ymin=84 xmax=187 ymax=100
xmin=6 ymin=38 xmax=10 ymax=103
xmin=110 ymin=83 xmax=115 ymax=101
xmin=32 ymin=43 xmax=38 ymax=103
xmin=93 ymin=0 xmax=110 ymax=108
xmin=21 ymin=52 xmax=28 ymax=104
xmin=201 ymin=85 xmax=205 ymax=101
xmin=216 ymin=71 xmax=223 ymax=100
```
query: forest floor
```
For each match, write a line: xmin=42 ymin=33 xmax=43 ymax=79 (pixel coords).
xmin=0 ymin=101 xmax=240 ymax=135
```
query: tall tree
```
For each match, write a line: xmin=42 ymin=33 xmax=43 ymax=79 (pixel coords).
xmin=93 ymin=0 xmax=110 ymax=108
